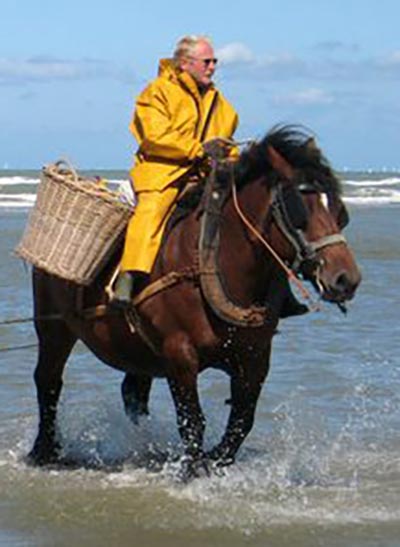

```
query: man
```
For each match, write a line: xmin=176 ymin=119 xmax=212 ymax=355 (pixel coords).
xmin=114 ymin=35 xmax=238 ymax=303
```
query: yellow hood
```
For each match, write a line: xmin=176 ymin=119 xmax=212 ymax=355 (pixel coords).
xmin=130 ymin=58 xmax=238 ymax=191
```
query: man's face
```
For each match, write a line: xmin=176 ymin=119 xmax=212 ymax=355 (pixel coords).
xmin=181 ymin=40 xmax=218 ymax=87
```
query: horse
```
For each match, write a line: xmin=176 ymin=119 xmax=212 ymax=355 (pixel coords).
xmin=28 ymin=125 xmax=361 ymax=478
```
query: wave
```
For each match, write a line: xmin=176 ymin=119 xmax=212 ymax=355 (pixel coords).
xmin=2 ymin=174 xmax=400 ymax=209
xmin=0 ymin=176 xmax=40 ymax=186
xmin=344 ymin=177 xmax=400 ymax=187
xmin=0 ymin=176 xmax=127 ymax=187
xmin=345 ymin=195 xmax=400 ymax=205
xmin=343 ymin=183 xmax=400 ymax=205
xmin=0 ymin=174 xmax=130 ymax=209
xmin=0 ymin=193 xmax=37 ymax=208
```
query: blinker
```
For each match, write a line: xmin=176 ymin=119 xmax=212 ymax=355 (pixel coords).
xmin=337 ymin=204 xmax=350 ymax=230
xmin=279 ymin=185 xmax=308 ymax=231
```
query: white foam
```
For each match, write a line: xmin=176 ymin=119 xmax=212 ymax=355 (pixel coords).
xmin=2 ymin=175 xmax=400 ymax=209
xmin=0 ymin=193 xmax=36 ymax=208
xmin=344 ymin=196 xmax=400 ymax=205
xmin=0 ymin=176 xmax=39 ymax=186
xmin=344 ymin=177 xmax=400 ymax=187
xmin=0 ymin=193 xmax=36 ymax=201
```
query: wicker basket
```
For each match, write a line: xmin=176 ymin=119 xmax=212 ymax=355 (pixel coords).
xmin=15 ymin=161 xmax=134 ymax=285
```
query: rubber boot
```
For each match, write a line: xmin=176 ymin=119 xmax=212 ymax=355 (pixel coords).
xmin=113 ymin=271 xmax=135 ymax=307
xmin=112 ymin=271 xmax=150 ymax=307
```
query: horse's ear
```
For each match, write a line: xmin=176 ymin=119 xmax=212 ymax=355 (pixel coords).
xmin=306 ymin=137 xmax=320 ymax=157
xmin=306 ymin=137 xmax=317 ymax=150
xmin=266 ymin=145 xmax=294 ymax=181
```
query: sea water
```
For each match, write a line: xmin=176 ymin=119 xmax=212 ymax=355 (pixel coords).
xmin=0 ymin=169 xmax=399 ymax=546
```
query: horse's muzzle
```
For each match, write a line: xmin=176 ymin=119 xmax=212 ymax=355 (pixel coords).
xmin=318 ymin=267 xmax=361 ymax=303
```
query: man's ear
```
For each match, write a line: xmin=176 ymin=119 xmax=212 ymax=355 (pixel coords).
xmin=267 ymin=145 xmax=294 ymax=181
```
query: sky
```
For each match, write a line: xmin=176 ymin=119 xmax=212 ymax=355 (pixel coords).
xmin=1 ymin=0 xmax=399 ymax=170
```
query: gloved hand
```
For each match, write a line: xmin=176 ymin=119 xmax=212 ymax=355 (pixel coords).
xmin=202 ymin=138 xmax=230 ymax=160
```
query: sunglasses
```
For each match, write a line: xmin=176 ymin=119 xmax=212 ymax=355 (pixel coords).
xmin=189 ymin=57 xmax=218 ymax=67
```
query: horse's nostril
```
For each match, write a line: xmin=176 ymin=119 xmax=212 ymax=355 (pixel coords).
xmin=335 ymin=272 xmax=357 ymax=296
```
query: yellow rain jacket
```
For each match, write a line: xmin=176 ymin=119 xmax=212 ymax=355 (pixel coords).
xmin=120 ymin=58 xmax=238 ymax=274
xmin=130 ymin=58 xmax=239 ymax=191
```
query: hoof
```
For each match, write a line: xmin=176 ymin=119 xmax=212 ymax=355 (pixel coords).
xmin=26 ymin=439 xmax=62 ymax=467
xmin=205 ymin=447 xmax=235 ymax=468
xmin=124 ymin=403 xmax=149 ymax=425
xmin=178 ymin=456 xmax=211 ymax=482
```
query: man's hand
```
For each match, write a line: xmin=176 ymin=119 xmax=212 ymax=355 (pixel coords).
xmin=202 ymin=138 xmax=230 ymax=160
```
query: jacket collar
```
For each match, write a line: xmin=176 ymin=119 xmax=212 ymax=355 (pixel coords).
xmin=158 ymin=58 xmax=215 ymax=102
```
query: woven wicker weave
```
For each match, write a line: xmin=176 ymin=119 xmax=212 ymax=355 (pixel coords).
xmin=15 ymin=161 xmax=134 ymax=285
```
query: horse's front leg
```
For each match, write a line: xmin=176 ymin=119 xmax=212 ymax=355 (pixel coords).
xmin=207 ymin=351 xmax=270 ymax=467
xmin=164 ymin=333 xmax=207 ymax=479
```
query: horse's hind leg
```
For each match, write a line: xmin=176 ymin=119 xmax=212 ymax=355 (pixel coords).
xmin=121 ymin=373 xmax=152 ymax=424
xmin=28 ymin=314 xmax=76 ymax=466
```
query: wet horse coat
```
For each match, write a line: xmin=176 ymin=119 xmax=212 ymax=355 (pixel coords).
xmin=29 ymin=126 xmax=361 ymax=476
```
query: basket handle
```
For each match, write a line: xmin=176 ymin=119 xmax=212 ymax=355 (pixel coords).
xmin=53 ymin=158 xmax=79 ymax=182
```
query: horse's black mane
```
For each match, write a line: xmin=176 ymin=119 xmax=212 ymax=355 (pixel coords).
xmin=171 ymin=125 xmax=342 ymax=229
xmin=231 ymin=124 xmax=342 ymax=197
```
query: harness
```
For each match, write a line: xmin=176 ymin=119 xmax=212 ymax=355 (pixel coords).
xmin=47 ymin=158 xmax=347 ymax=358
xmin=119 ymin=161 xmax=347 ymax=332
xmin=53 ymin=154 xmax=349 ymax=357
xmin=197 ymin=163 xmax=269 ymax=327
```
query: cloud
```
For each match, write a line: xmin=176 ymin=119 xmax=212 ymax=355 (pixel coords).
xmin=260 ymin=52 xmax=307 ymax=78
xmin=217 ymin=42 xmax=255 ymax=64
xmin=18 ymin=90 xmax=36 ymax=101
xmin=217 ymin=42 xmax=304 ymax=74
xmin=4 ymin=45 xmax=400 ymax=91
xmin=218 ymin=42 xmax=400 ymax=84
xmin=218 ymin=44 xmax=308 ymax=80
xmin=313 ymin=41 xmax=361 ymax=54
xmin=377 ymin=50 xmax=400 ymax=67
xmin=273 ymin=88 xmax=335 ymax=106
xmin=0 ymin=56 xmax=116 ymax=84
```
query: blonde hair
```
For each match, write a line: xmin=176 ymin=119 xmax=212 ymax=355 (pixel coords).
xmin=173 ymin=35 xmax=213 ymax=63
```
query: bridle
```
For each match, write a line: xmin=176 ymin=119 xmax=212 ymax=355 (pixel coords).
xmin=230 ymin=166 xmax=349 ymax=309
xmin=217 ymin=139 xmax=348 ymax=284
xmin=270 ymin=181 xmax=347 ymax=277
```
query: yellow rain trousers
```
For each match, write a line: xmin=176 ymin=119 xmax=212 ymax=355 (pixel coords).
xmin=120 ymin=58 xmax=238 ymax=274
xmin=120 ymin=185 xmax=180 ymax=273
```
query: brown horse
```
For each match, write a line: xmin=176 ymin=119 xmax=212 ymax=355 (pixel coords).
xmin=28 ymin=126 xmax=361 ymax=478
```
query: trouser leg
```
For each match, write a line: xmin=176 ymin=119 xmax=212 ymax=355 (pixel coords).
xmin=120 ymin=186 xmax=179 ymax=274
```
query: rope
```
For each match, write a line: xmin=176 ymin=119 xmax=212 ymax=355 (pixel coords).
xmin=0 ymin=314 xmax=64 ymax=326
xmin=0 ymin=317 xmax=34 ymax=325
xmin=0 ymin=343 xmax=38 ymax=353
xmin=0 ymin=315 xmax=58 ymax=353
xmin=230 ymin=167 xmax=320 ymax=311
